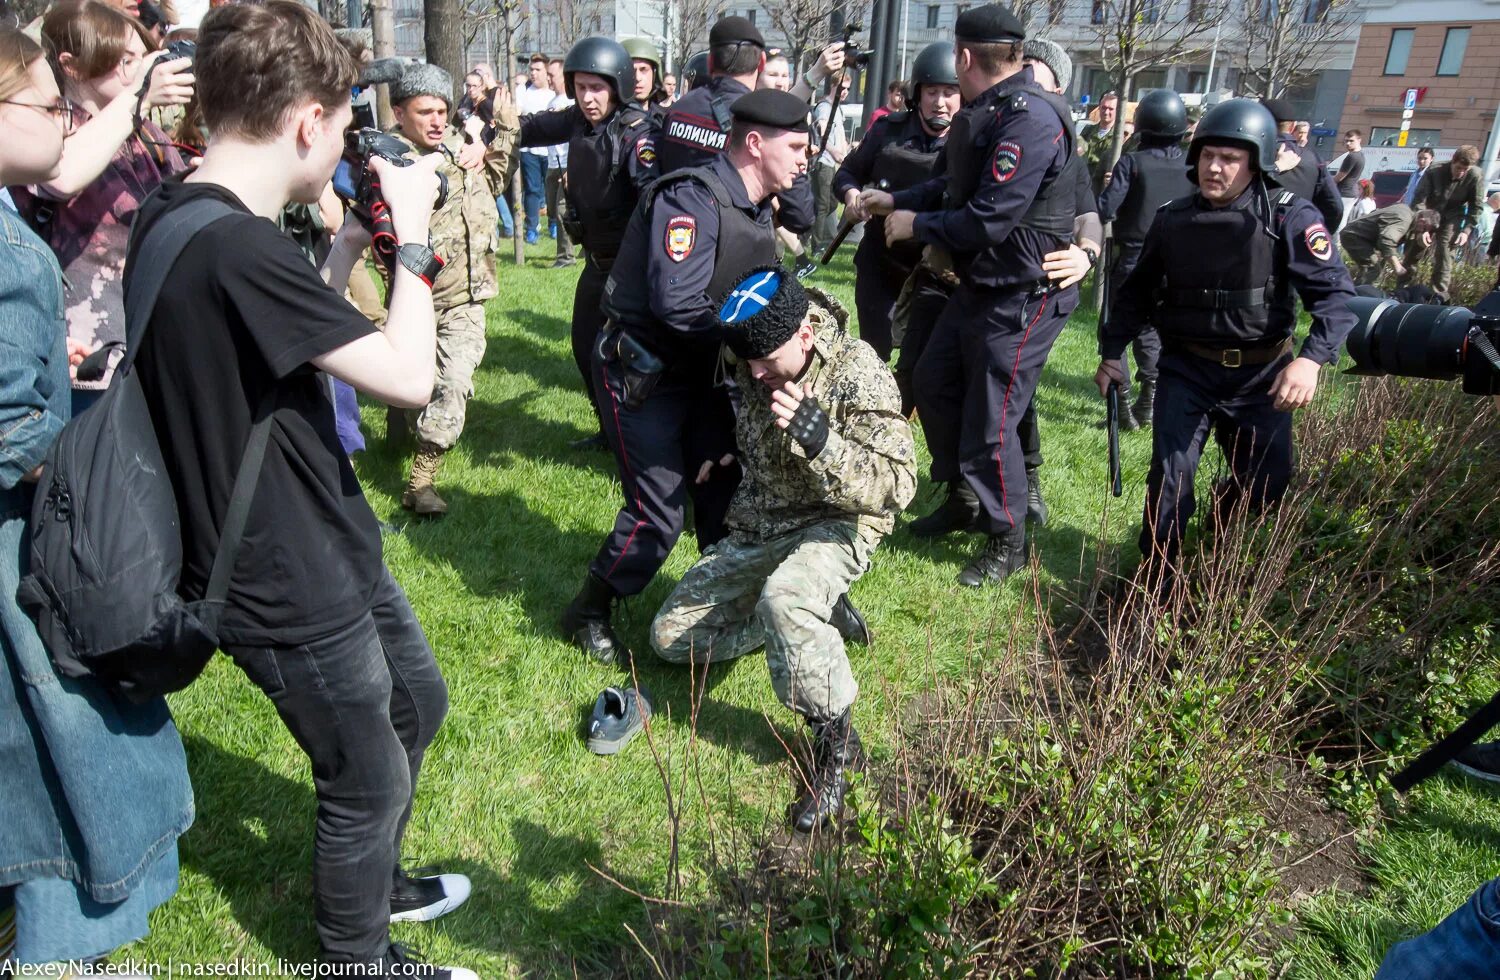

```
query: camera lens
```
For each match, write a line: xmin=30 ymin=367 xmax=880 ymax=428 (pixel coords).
xmin=1346 ymin=296 xmax=1473 ymax=381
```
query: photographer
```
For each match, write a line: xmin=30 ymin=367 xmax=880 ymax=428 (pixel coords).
xmin=126 ymin=2 xmax=473 ymax=970
xmin=8 ymin=0 xmax=191 ymax=414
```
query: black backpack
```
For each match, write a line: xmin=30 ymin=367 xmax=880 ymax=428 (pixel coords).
xmin=17 ymin=197 xmax=274 ymax=703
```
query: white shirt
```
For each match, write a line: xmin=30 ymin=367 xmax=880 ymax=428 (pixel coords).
xmin=812 ymin=100 xmax=846 ymax=169
xmin=519 ymin=83 xmax=554 ymax=156
xmin=546 ymin=92 xmax=573 ymax=168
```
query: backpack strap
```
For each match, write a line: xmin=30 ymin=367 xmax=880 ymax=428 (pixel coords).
xmin=204 ymin=392 xmax=274 ymax=605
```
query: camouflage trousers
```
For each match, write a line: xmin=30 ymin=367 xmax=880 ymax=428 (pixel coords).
xmin=651 ymin=520 xmax=880 ymax=722
xmin=410 ymin=302 xmax=487 ymax=450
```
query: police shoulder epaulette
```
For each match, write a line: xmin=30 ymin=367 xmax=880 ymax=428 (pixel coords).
xmin=1008 ymin=92 xmax=1029 ymax=112
xmin=1276 ymin=190 xmax=1296 ymax=207
xmin=1160 ymin=195 xmax=1193 ymax=211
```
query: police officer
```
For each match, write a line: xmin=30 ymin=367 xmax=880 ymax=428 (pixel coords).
xmin=833 ymin=41 xmax=960 ymax=363
xmin=518 ymin=37 xmax=659 ymax=451
xmin=1096 ymin=88 xmax=1192 ymax=430
xmin=388 ymin=62 xmax=519 ymax=516
xmin=862 ymin=3 xmax=1079 ymax=586
xmin=561 ymin=90 xmax=813 ymax=661
xmin=1095 ymin=99 xmax=1357 ymax=578
xmin=681 ymin=51 xmax=710 ymax=92
xmin=622 ymin=36 xmax=669 ymax=120
xmin=1262 ymin=98 xmax=1343 ymax=232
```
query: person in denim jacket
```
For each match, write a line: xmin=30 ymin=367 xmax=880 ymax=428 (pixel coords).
xmin=0 ymin=28 xmax=191 ymax=964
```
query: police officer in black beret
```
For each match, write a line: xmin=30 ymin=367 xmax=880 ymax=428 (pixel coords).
xmin=1096 ymin=88 xmax=1192 ymax=431
xmin=833 ymin=41 xmax=961 ymax=363
xmin=561 ymin=89 xmax=812 ymax=660
xmin=860 ymin=3 xmax=1080 ymax=587
xmin=1095 ymin=99 xmax=1357 ymax=581
xmin=518 ymin=36 xmax=660 ymax=450
xmin=1262 ymin=97 xmax=1343 ymax=231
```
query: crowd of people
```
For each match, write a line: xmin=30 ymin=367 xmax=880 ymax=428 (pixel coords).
xmin=0 ymin=0 xmax=1497 ymax=973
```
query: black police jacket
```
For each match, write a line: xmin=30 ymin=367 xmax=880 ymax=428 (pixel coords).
xmin=834 ymin=111 xmax=945 ymax=272
xmin=1102 ymin=183 xmax=1357 ymax=364
xmin=602 ymin=154 xmax=777 ymax=370
xmin=1273 ymin=135 xmax=1344 ymax=231
xmin=1097 ymin=144 xmax=1193 ymax=246
xmin=520 ymin=103 xmax=659 ymax=265
xmin=657 ymin=75 xmax=815 ymax=233
xmin=891 ymin=67 xmax=1077 ymax=290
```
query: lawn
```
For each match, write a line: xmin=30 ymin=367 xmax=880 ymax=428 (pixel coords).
xmin=134 ymin=244 xmax=1149 ymax=973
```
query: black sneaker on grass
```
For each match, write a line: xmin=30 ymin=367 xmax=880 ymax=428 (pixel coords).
xmin=390 ymin=867 xmax=472 ymax=923
xmin=1450 ymin=741 xmax=1500 ymax=784
xmin=587 ymin=686 xmax=652 ymax=755
xmin=384 ymin=942 xmax=478 ymax=979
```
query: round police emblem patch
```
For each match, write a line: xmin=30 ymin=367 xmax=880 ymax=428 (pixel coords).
xmin=992 ymin=140 xmax=1023 ymax=183
xmin=665 ymin=216 xmax=696 ymax=262
xmin=1304 ymin=223 xmax=1333 ymax=261
xmin=636 ymin=136 xmax=656 ymax=167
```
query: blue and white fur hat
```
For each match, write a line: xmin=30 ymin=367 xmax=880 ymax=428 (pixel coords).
xmin=717 ymin=265 xmax=809 ymax=360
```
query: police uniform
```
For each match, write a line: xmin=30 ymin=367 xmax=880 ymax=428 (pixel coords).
xmin=386 ymin=63 xmax=520 ymax=516
xmin=833 ymin=110 xmax=946 ymax=360
xmin=1101 ymin=100 xmax=1357 ymax=571
xmin=1264 ymin=99 xmax=1343 ymax=231
xmin=894 ymin=11 xmax=1079 ymax=586
xmin=652 ymin=271 xmax=915 ymax=832
xmin=519 ymin=46 xmax=658 ymax=444
xmin=560 ymin=90 xmax=808 ymax=662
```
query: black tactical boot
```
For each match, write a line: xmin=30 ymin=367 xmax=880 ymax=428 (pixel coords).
xmin=908 ymin=481 xmax=980 ymax=538
xmin=1130 ymin=379 xmax=1156 ymax=430
xmin=828 ymin=594 xmax=871 ymax=646
xmin=569 ymin=431 xmax=608 ymax=452
xmin=1025 ymin=466 xmax=1048 ymax=527
xmin=561 ymin=574 xmax=626 ymax=665
xmin=791 ymin=708 xmax=863 ymax=833
xmin=957 ymin=527 xmax=1028 ymax=588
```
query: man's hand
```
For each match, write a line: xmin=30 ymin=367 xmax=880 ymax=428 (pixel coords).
xmin=138 ymin=54 xmax=194 ymax=110
xmin=1094 ymin=358 xmax=1126 ymax=397
xmin=1042 ymin=243 xmax=1092 ymax=289
xmin=695 ymin=454 xmax=735 ymax=484
xmin=1455 ymin=230 xmax=1471 ymax=249
xmin=884 ymin=209 xmax=916 ymax=245
xmin=1390 ymin=257 xmax=1407 ymax=276
xmin=333 ymin=209 xmax=375 ymax=254
xmin=456 ymin=140 xmax=486 ymax=171
xmin=811 ymin=42 xmax=845 ymax=84
xmin=843 ymin=187 xmax=867 ymax=222
xmin=1269 ymin=356 xmax=1321 ymax=411
xmin=771 ymin=382 xmax=830 ymax=457
xmin=66 ymin=337 xmax=93 ymax=381
xmin=372 ymin=153 xmax=442 ymax=244
xmin=858 ymin=188 xmax=896 ymax=216
xmin=1422 ymin=230 xmax=1434 ymax=247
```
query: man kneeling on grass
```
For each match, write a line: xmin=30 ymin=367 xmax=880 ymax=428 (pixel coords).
xmin=650 ymin=269 xmax=916 ymax=832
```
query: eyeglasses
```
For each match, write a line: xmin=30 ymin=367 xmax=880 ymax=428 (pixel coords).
xmin=0 ymin=96 xmax=75 ymax=134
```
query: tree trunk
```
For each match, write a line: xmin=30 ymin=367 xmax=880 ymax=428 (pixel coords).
xmin=371 ymin=0 xmax=397 ymax=128
xmin=425 ymin=0 xmax=465 ymax=104
xmin=504 ymin=1 xmax=525 ymax=265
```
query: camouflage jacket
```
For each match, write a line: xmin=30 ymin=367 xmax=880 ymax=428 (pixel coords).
xmin=727 ymin=290 xmax=917 ymax=541
xmin=388 ymin=106 xmax=518 ymax=309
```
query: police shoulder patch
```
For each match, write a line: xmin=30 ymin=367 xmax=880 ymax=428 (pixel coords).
xmin=992 ymin=140 xmax=1023 ymax=182
xmin=665 ymin=215 xmax=696 ymax=262
xmin=1304 ymin=222 xmax=1333 ymax=261
xmin=637 ymin=136 xmax=657 ymax=167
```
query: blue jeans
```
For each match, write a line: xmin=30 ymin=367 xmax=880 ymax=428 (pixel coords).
xmin=520 ymin=154 xmax=547 ymax=236
xmin=496 ymin=193 xmax=514 ymax=238
xmin=1377 ymin=876 xmax=1500 ymax=978
xmin=223 ymin=567 xmax=448 ymax=962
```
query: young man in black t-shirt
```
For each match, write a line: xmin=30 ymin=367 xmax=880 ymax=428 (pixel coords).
xmin=126 ymin=3 xmax=475 ymax=973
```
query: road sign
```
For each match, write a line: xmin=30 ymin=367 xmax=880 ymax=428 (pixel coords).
xmin=1398 ymin=130 xmax=1410 ymax=147
xmin=1402 ymin=107 xmax=1415 ymax=121
xmin=1404 ymin=88 xmax=1418 ymax=110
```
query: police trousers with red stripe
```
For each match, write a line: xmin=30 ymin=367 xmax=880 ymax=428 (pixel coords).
xmin=588 ymin=352 xmax=740 ymax=597
xmin=914 ymin=282 xmax=1077 ymax=536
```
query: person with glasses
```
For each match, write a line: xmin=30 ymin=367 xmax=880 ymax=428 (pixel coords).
xmin=0 ymin=26 xmax=190 ymax=965
xmin=6 ymin=0 xmax=192 ymax=415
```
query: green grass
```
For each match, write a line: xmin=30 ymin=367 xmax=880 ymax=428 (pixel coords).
xmin=137 ymin=244 xmax=1151 ymax=973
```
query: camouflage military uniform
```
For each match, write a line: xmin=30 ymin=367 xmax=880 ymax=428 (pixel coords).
xmin=651 ymin=293 xmax=917 ymax=722
xmin=389 ymin=109 xmax=518 ymax=448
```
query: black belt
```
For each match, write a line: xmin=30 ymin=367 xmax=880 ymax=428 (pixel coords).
xmin=1175 ymin=337 xmax=1292 ymax=368
xmin=1159 ymin=286 xmax=1270 ymax=310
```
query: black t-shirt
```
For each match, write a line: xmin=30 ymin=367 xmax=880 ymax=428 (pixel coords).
xmin=1336 ymin=149 xmax=1364 ymax=196
xmin=128 ymin=178 xmax=383 ymax=646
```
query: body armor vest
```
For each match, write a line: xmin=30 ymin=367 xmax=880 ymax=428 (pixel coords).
xmin=657 ymin=79 xmax=740 ymax=174
xmin=1151 ymin=190 xmax=1298 ymax=348
xmin=565 ymin=105 xmax=648 ymax=264
xmin=1115 ymin=147 xmax=1192 ymax=245
xmin=867 ymin=112 xmax=944 ymax=272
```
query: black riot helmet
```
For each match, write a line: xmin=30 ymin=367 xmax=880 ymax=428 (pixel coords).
xmin=1186 ymin=98 xmax=1279 ymax=184
xmin=910 ymin=41 xmax=958 ymax=97
xmin=563 ymin=36 xmax=632 ymax=104
xmin=1133 ymin=89 xmax=1188 ymax=139
xmin=683 ymin=51 xmax=711 ymax=90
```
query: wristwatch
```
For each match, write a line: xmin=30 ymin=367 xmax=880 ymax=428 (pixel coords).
xmin=1082 ymin=245 xmax=1100 ymax=268
xmin=397 ymin=242 xmax=444 ymax=287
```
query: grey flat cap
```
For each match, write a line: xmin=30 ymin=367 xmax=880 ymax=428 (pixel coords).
xmin=1024 ymin=37 xmax=1072 ymax=94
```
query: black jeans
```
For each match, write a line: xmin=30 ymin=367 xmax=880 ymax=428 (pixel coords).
xmin=224 ymin=567 xmax=449 ymax=963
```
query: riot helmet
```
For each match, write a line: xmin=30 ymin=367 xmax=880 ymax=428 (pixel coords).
xmin=563 ymin=36 xmax=632 ymax=104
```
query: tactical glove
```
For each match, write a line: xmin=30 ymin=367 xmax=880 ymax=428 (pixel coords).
xmin=788 ymin=394 xmax=830 ymax=459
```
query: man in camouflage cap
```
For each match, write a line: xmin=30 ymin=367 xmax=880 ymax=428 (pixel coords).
xmin=387 ymin=61 xmax=519 ymax=515
xmin=650 ymin=268 xmax=916 ymax=833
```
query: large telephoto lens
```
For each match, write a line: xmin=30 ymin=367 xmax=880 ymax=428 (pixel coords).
xmin=1345 ymin=297 xmax=1474 ymax=381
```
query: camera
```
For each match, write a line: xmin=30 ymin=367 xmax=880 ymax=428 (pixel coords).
xmin=332 ymin=128 xmax=450 ymax=260
xmin=840 ymin=22 xmax=872 ymax=67
xmin=1346 ymin=288 xmax=1500 ymax=397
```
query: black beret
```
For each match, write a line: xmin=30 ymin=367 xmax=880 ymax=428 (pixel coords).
xmin=954 ymin=3 xmax=1025 ymax=43
xmin=730 ymin=89 xmax=810 ymax=133
xmin=718 ymin=265 xmax=809 ymax=360
xmin=709 ymin=15 xmax=765 ymax=49
xmin=1262 ymin=98 xmax=1296 ymax=123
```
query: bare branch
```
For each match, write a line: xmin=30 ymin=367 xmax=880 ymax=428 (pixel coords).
xmin=1233 ymin=0 xmax=1361 ymax=100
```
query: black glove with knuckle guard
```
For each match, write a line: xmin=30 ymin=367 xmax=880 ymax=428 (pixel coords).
xmin=787 ymin=395 xmax=830 ymax=459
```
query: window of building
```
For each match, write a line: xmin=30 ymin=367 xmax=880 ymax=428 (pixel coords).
xmin=1437 ymin=27 xmax=1469 ymax=76
xmin=1303 ymin=0 xmax=1329 ymax=23
xmin=1091 ymin=1 xmax=1107 ymax=24
xmin=745 ymin=8 xmax=756 ymax=24
xmin=1383 ymin=28 xmax=1413 ymax=75
xmin=926 ymin=4 xmax=940 ymax=28
xmin=1258 ymin=0 xmax=1278 ymax=22
xmin=1142 ymin=0 xmax=1159 ymax=23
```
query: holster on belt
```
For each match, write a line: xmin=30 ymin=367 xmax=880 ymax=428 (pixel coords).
xmin=597 ymin=321 xmax=665 ymax=410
